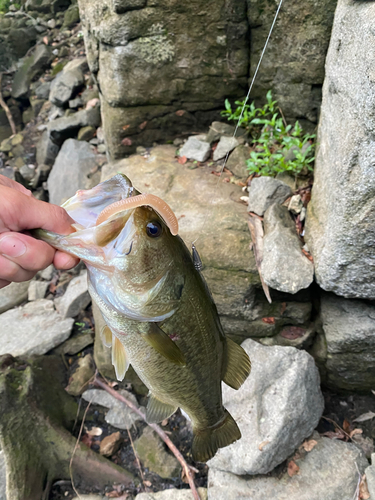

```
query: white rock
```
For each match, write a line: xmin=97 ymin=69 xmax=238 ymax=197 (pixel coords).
xmin=213 ymin=136 xmax=239 ymax=161
xmin=0 ymin=300 xmax=74 ymax=357
xmin=28 ymin=280 xmax=49 ymax=301
xmin=82 ymin=388 xmax=143 ymax=430
xmin=136 ymin=488 xmax=207 ymax=500
xmin=179 ymin=137 xmax=211 ymax=162
xmin=248 ymin=176 xmax=292 ymax=216
xmin=55 ymin=271 xmax=90 ymax=318
xmin=39 ymin=264 xmax=54 ymax=281
xmin=0 ymin=281 xmax=29 ymax=314
xmin=288 ymin=194 xmax=303 ymax=214
xmin=207 ymin=339 xmax=324 ymax=475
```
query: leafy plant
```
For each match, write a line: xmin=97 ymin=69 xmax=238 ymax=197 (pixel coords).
xmin=221 ymin=91 xmax=315 ymax=177
xmin=0 ymin=0 xmax=10 ymax=13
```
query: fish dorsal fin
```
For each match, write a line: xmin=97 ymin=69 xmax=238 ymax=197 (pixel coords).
xmin=141 ymin=323 xmax=186 ymax=366
xmin=100 ymin=325 xmax=113 ymax=347
xmin=112 ymin=335 xmax=129 ymax=381
xmin=222 ymin=338 xmax=251 ymax=390
xmin=146 ymin=394 xmax=178 ymax=424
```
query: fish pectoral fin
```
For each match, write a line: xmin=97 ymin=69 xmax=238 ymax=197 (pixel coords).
xmin=112 ymin=335 xmax=129 ymax=381
xmin=146 ymin=395 xmax=178 ymax=424
xmin=222 ymin=338 xmax=251 ymax=390
xmin=192 ymin=409 xmax=241 ymax=462
xmin=142 ymin=323 xmax=186 ymax=366
xmin=100 ymin=325 xmax=113 ymax=347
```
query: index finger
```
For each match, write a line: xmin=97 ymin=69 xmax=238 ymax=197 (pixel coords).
xmin=0 ymin=175 xmax=32 ymax=196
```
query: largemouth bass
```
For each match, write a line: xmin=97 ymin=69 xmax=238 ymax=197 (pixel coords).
xmin=34 ymin=174 xmax=251 ymax=462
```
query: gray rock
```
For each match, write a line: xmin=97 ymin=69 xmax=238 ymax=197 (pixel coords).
xmin=305 ymin=0 xmax=375 ymax=300
xmin=179 ymin=137 xmax=211 ymax=162
xmin=12 ymin=44 xmax=52 ymax=99
xmin=54 ymin=331 xmax=94 ymax=356
xmin=260 ymin=204 xmax=314 ymax=293
xmin=366 ymin=461 xmax=375 ymax=499
xmin=207 ymin=339 xmax=324 ymax=475
xmin=136 ymin=489 xmax=207 ymax=500
xmin=78 ymin=126 xmax=96 ymax=142
xmin=320 ymin=293 xmax=375 ymax=391
xmin=64 ymin=58 xmax=89 ymax=74
xmin=248 ymin=176 xmax=292 ymax=216
xmin=288 ymin=194 xmax=303 ymax=214
xmin=0 ymin=300 xmax=74 ymax=357
xmin=226 ymin=144 xmax=251 ymax=178
xmin=49 ymin=68 xmax=84 ymax=107
xmin=55 ymin=272 xmax=90 ymax=318
xmin=36 ymin=130 xmax=60 ymax=167
xmin=213 ymin=136 xmax=239 ymax=161
xmin=39 ymin=264 xmax=54 ymax=281
xmin=82 ymin=388 xmax=143 ymax=430
xmin=208 ymin=437 xmax=368 ymax=500
xmin=48 ymin=107 xmax=101 ymax=146
xmin=66 ymin=354 xmax=95 ymax=396
xmin=47 ymin=139 xmax=97 ymax=206
xmin=0 ymin=281 xmax=29 ymax=314
xmin=133 ymin=427 xmax=180 ymax=479
xmin=35 ymin=81 xmax=51 ymax=100
xmin=0 ymin=450 xmax=5 ymax=500
xmin=28 ymin=280 xmax=49 ymax=301
xmin=69 ymin=97 xmax=84 ymax=109
xmin=206 ymin=121 xmax=237 ymax=144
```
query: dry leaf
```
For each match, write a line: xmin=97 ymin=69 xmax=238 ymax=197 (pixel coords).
xmin=143 ymin=480 xmax=152 ymax=487
xmin=86 ymin=98 xmax=100 ymax=109
xmin=302 ymin=439 xmax=317 ymax=452
xmin=121 ymin=137 xmax=133 ymax=146
xmin=175 ymin=110 xmax=185 ymax=116
xmin=322 ymin=429 xmax=346 ymax=440
xmin=81 ymin=433 xmax=94 ymax=448
xmin=43 ymin=36 xmax=49 ymax=45
xmin=342 ymin=419 xmax=351 ymax=434
xmin=280 ymin=302 xmax=287 ymax=315
xmin=139 ymin=120 xmax=148 ymax=130
xmin=86 ymin=426 xmax=103 ymax=437
xmin=353 ymin=411 xmax=375 ymax=423
xmin=178 ymin=156 xmax=187 ymax=164
xmin=302 ymin=248 xmax=314 ymax=262
xmin=122 ymin=125 xmax=130 ymax=130
xmin=350 ymin=428 xmax=363 ymax=438
xmin=360 ymin=474 xmax=370 ymax=500
xmin=161 ymin=419 xmax=169 ymax=426
xmin=287 ymin=460 xmax=300 ymax=477
xmin=262 ymin=317 xmax=275 ymax=325
xmin=280 ymin=326 xmax=306 ymax=340
xmin=258 ymin=440 xmax=270 ymax=451
xmin=100 ymin=431 xmax=122 ymax=457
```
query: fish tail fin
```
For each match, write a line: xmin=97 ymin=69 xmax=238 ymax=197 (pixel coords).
xmin=192 ymin=409 xmax=241 ymax=462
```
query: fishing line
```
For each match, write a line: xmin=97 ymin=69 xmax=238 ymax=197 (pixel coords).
xmin=191 ymin=0 xmax=284 ymax=248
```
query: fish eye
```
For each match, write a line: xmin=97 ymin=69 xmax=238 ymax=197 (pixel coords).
xmin=146 ymin=221 xmax=163 ymax=238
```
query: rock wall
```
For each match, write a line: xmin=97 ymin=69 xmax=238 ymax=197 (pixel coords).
xmin=77 ymin=0 xmax=337 ymax=159
xmin=305 ymin=0 xmax=375 ymax=299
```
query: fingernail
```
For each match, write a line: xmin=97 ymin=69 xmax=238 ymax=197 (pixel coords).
xmin=0 ymin=235 xmax=27 ymax=258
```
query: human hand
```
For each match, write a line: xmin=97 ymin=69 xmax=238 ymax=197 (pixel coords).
xmin=0 ymin=175 xmax=79 ymax=289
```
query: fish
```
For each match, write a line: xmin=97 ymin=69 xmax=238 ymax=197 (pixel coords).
xmin=33 ymin=173 xmax=251 ymax=462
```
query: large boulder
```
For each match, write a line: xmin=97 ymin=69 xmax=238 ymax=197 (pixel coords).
xmin=305 ymin=0 xmax=375 ymax=299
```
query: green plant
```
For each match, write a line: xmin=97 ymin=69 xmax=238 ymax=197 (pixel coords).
xmin=221 ymin=91 xmax=315 ymax=177
xmin=0 ymin=0 xmax=10 ymax=13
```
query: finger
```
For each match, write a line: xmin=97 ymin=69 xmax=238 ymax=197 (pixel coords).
xmin=0 ymin=175 xmax=31 ymax=196
xmin=0 ymin=280 xmax=10 ymax=289
xmin=0 ymin=255 xmax=35 ymax=283
xmin=1 ymin=186 xmax=75 ymax=234
xmin=0 ymin=233 xmax=55 ymax=272
xmin=53 ymin=250 xmax=79 ymax=270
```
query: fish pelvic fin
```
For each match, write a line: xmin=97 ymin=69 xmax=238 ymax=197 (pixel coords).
xmin=141 ymin=323 xmax=186 ymax=366
xmin=192 ymin=409 xmax=241 ymax=462
xmin=112 ymin=335 xmax=129 ymax=381
xmin=146 ymin=394 xmax=178 ymax=424
xmin=222 ymin=338 xmax=251 ymax=390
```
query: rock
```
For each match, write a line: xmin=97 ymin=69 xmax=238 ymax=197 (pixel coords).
xmin=97 ymin=144 xmax=106 ymax=154
xmin=7 ymin=26 xmax=38 ymax=60
xmin=55 ymin=271 xmax=90 ymax=318
xmin=248 ymin=176 xmax=292 ymax=216
xmin=11 ymin=44 xmax=52 ymax=99
xmin=179 ymin=137 xmax=211 ymax=162
xmin=288 ymin=194 xmax=303 ymax=214
xmin=213 ymin=136 xmax=239 ymax=161
xmin=63 ymin=58 xmax=89 ymax=74
xmin=206 ymin=121 xmax=237 ymax=144
xmin=69 ymin=97 xmax=84 ymax=109
xmin=28 ymin=280 xmax=49 ymax=301
xmin=99 ymin=431 xmax=122 ymax=457
xmin=305 ymin=0 xmax=375 ymax=300
xmin=38 ymin=264 xmax=54 ymax=281
xmin=54 ymin=331 xmax=94 ymax=355
xmin=35 ymin=81 xmax=51 ymax=99
xmin=10 ymin=134 xmax=23 ymax=146
xmin=82 ymin=388 xmax=143 ymax=430
xmin=134 ymin=427 xmax=181 ymax=479
xmin=47 ymin=139 xmax=98 ymax=206
xmin=63 ymin=4 xmax=80 ymax=28
xmin=208 ymin=436 xmax=368 ymax=500
xmin=0 ymin=300 xmax=74 ymax=357
xmin=36 ymin=130 xmax=60 ymax=166
xmin=207 ymin=339 xmax=323 ymax=475
xmin=226 ymin=144 xmax=251 ymax=178
xmin=320 ymin=292 xmax=375 ymax=391
xmin=48 ymin=107 xmax=101 ymax=146
xmin=0 ymin=450 xmax=5 ymax=500
xmin=135 ymin=488 xmax=208 ymax=500
xmin=78 ymin=126 xmax=96 ymax=142
xmin=260 ymin=325 xmax=316 ymax=350
xmin=22 ymin=107 xmax=34 ymax=124
xmin=365 ymin=457 xmax=375 ymax=499
xmin=66 ymin=354 xmax=95 ymax=396
xmin=0 ymin=281 xmax=29 ymax=314
xmin=49 ymin=68 xmax=84 ymax=107
xmin=260 ymin=204 xmax=314 ymax=293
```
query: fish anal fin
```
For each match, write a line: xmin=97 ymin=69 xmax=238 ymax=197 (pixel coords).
xmin=100 ymin=325 xmax=112 ymax=347
xmin=142 ymin=323 xmax=186 ymax=366
xmin=146 ymin=394 xmax=177 ymax=424
xmin=222 ymin=338 xmax=251 ymax=390
xmin=192 ymin=409 xmax=241 ymax=462
xmin=112 ymin=335 xmax=129 ymax=381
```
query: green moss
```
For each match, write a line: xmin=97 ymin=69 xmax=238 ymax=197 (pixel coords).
xmin=136 ymin=23 xmax=175 ymax=64
xmin=51 ymin=60 xmax=67 ymax=76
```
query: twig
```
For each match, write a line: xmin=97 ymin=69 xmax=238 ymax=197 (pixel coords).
xmin=93 ymin=375 xmax=201 ymax=500
xmin=0 ymin=73 xmax=16 ymax=135
xmin=127 ymin=427 xmax=147 ymax=491
xmin=321 ymin=416 xmax=352 ymax=441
